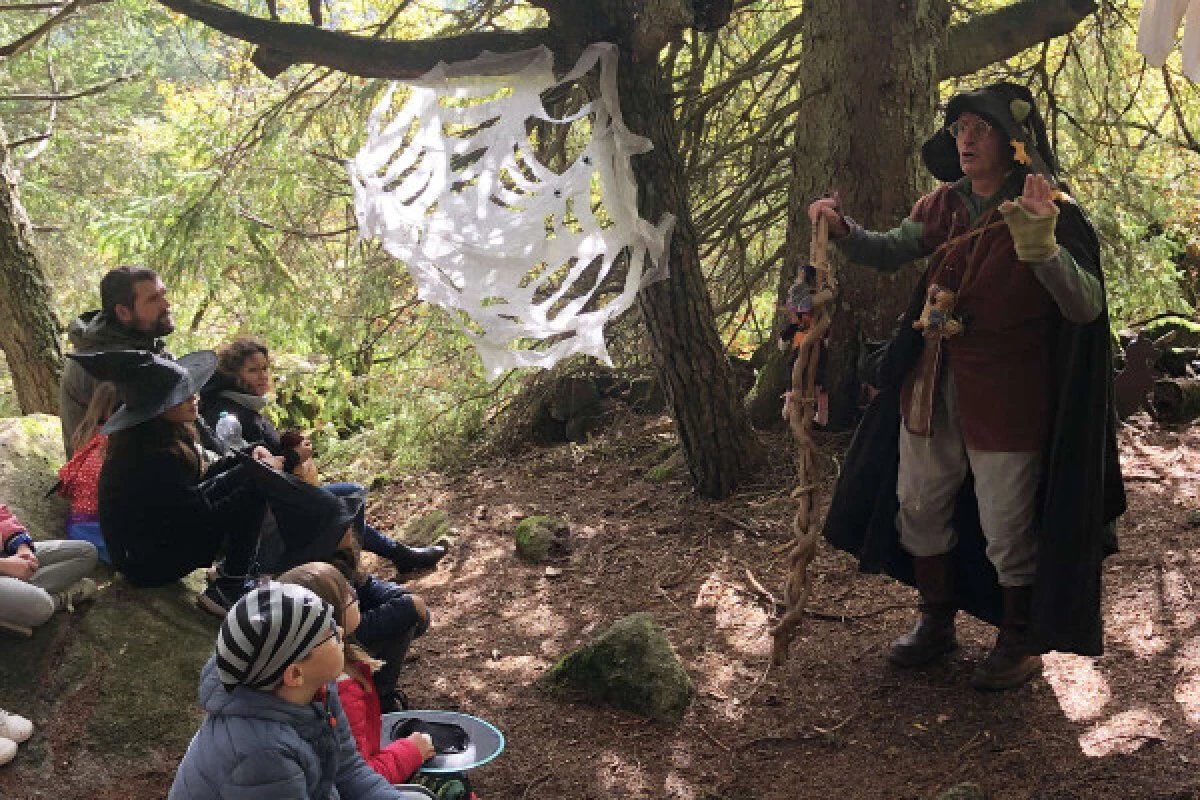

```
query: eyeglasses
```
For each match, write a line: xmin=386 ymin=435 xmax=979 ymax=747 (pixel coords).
xmin=315 ymin=619 xmax=343 ymax=649
xmin=946 ymin=118 xmax=992 ymax=139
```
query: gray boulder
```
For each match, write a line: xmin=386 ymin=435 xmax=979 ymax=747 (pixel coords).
xmin=544 ymin=612 xmax=692 ymax=721
xmin=0 ymin=414 xmax=69 ymax=540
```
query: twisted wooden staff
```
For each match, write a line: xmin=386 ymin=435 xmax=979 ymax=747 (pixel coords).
xmin=769 ymin=215 xmax=837 ymax=666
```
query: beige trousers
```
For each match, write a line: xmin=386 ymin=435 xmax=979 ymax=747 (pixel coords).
xmin=897 ymin=366 xmax=1041 ymax=587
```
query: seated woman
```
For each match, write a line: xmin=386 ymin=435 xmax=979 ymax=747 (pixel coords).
xmin=199 ymin=336 xmax=446 ymax=574
xmin=74 ymin=349 xmax=341 ymax=616
xmin=57 ymin=381 xmax=118 ymax=563
xmin=0 ymin=502 xmax=98 ymax=637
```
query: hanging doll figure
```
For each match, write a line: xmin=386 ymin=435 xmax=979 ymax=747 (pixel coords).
xmin=779 ymin=264 xmax=829 ymax=425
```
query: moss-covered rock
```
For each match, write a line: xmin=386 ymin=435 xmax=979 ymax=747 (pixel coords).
xmin=513 ymin=515 xmax=569 ymax=563
xmin=401 ymin=509 xmax=454 ymax=546
xmin=543 ymin=612 xmax=691 ymax=721
xmin=644 ymin=462 xmax=674 ymax=483
xmin=0 ymin=414 xmax=68 ymax=540
xmin=0 ymin=566 xmax=217 ymax=794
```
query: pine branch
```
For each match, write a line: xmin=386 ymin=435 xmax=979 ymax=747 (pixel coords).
xmin=0 ymin=72 xmax=136 ymax=101
xmin=0 ymin=0 xmax=110 ymax=59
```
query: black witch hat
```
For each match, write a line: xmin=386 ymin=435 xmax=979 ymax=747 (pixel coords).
xmin=921 ymin=81 xmax=1059 ymax=184
xmin=69 ymin=350 xmax=217 ymax=434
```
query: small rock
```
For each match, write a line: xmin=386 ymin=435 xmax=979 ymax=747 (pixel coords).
xmin=542 ymin=612 xmax=691 ymax=721
xmin=644 ymin=462 xmax=674 ymax=483
xmin=513 ymin=515 xmax=570 ymax=563
xmin=544 ymin=566 xmax=563 ymax=578
xmin=937 ymin=783 xmax=987 ymax=800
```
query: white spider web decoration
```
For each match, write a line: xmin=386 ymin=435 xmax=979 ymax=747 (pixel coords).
xmin=348 ymin=43 xmax=675 ymax=380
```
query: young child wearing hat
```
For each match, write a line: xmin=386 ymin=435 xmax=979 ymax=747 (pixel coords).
xmin=168 ymin=582 xmax=412 ymax=799
xmin=279 ymin=562 xmax=436 ymax=785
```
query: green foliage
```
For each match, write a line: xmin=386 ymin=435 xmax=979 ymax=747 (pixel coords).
xmin=3 ymin=0 xmax=1199 ymax=479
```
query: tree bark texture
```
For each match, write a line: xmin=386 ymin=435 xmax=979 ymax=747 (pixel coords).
xmin=0 ymin=118 xmax=63 ymax=414
xmin=623 ymin=53 xmax=764 ymax=497
xmin=746 ymin=0 xmax=949 ymax=430
xmin=545 ymin=0 xmax=763 ymax=498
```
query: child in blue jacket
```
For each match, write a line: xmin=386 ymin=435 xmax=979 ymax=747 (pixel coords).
xmin=168 ymin=582 xmax=414 ymax=800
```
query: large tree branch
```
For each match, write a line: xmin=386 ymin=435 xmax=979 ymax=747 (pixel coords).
xmin=940 ymin=0 xmax=1097 ymax=80
xmin=156 ymin=0 xmax=553 ymax=79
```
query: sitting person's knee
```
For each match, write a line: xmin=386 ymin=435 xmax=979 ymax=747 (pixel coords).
xmin=411 ymin=594 xmax=430 ymax=634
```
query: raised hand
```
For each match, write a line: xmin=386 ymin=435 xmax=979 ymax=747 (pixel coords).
xmin=1002 ymin=173 xmax=1057 ymax=217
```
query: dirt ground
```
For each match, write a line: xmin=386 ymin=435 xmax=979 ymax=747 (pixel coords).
xmin=7 ymin=411 xmax=1200 ymax=799
xmin=351 ymin=412 xmax=1199 ymax=800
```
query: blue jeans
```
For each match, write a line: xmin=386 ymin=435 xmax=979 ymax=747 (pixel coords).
xmin=322 ymin=482 xmax=395 ymax=557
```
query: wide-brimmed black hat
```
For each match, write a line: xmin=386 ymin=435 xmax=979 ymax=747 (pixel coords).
xmin=921 ymin=82 xmax=1058 ymax=183
xmin=68 ymin=349 xmax=217 ymax=434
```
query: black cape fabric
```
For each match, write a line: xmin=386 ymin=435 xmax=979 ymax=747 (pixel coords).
xmin=242 ymin=457 xmax=364 ymax=575
xmin=823 ymin=196 xmax=1126 ymax=657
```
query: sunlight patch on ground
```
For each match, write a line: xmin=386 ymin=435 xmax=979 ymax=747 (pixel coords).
xmin=481 ymin=654 xmax=548 ymax=683
xmin=1174 ymin=670 xmax=1200 ymax=728
xmin=1078 ymin=708 xmax=1166 ymax=757
xmin=693 ymin=570 xmax=773 ymax=658
xmin=1043 ymin=654 xmax=1111 ymax=722
xmin=1108 ymin=580 xmax=1172 ymax=658
xmin=663 ymin=771 xmax=698 ymax=800
xmin=592 ymin=750 xmax=652 ymax=796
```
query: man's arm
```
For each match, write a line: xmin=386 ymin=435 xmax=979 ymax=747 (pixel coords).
xmin=1029 ymin=248 xmax=1104 ymax=325
xmin=837 ymin=218 xmax=929 ymax=273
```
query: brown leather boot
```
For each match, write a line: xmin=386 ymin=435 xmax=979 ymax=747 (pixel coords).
xmin=971 ymin=585 xmax=1042 ymax=690
xmin=888 ymin=554 xmax=958 ymax=667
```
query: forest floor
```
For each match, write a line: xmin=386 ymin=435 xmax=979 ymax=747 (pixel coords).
xmin=6 ymin=409 xmax=1200 ymax=799
xmin=360 ymin=410 xmax=1200 ymax=800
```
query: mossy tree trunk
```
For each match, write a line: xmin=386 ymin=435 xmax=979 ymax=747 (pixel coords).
xmin=0 ymin=118 xmax=62 ymax=415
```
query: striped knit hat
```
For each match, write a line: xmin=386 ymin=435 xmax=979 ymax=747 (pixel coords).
xmin=215 ymin=582 xmax=335 ymax=692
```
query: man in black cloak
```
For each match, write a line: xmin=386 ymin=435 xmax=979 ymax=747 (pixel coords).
xmin=810 ymin=82 xmax=1126 ymax=690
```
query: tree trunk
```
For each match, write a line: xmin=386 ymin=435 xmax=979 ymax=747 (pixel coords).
xmin=747 ymin=0 xmax=1097 ymax=431
xmin=542 ymin=0 xmax=763 ymax=497
xmin=0 ymin=118 xmax=62 ymax=414
xmin=622 ymin=52 xmax=764 ymax=497
xmin=746 ymin=0 xmax=950 ymax=430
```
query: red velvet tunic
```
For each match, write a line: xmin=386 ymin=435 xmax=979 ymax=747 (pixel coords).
xmin=901 ymin=185 xmax=1060 ymax=452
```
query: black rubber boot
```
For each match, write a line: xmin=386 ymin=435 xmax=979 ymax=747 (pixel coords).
xmin=888 ymin=553 xmax=958 ymax=668
xmin=389 ymin=542 xmax=447 ymax=572
xmin=971 ymin=585 xmax=1042 ymax=690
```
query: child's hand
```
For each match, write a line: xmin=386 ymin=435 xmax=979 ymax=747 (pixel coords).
xmin=406 ymin=732 xmax=435 ymax=761
xmin=251 ymin=446 xmax=285 ymax=470
xmin=16 ymin=544 xmax=38 ymax=570
xmin=0 ymin=555 xmax=36 ymax=581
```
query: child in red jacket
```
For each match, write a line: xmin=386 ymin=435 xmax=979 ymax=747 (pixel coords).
xmin=279 ymin=561 xmax=434 ymax=783
xmin=58 ymin=382 xmax=118 ymax=563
